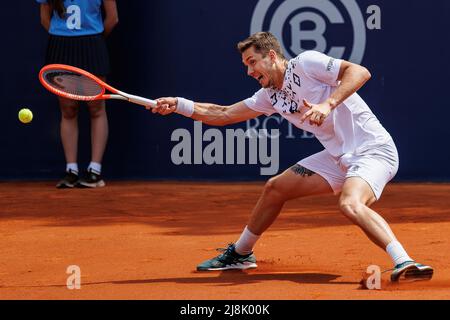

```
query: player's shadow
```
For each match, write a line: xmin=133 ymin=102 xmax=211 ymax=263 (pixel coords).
xmin=0 ymin=271 xmax=358 ymax=289
xmin=87 ymin=271 xmax=358 ymax=287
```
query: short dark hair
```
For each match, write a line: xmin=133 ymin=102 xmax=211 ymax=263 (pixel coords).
xmin=237 ymin=32 xmax=286 ymax=60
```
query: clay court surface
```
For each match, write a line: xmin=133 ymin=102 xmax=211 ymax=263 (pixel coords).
xmin=0 ymin=181 xmax=449 ymax=300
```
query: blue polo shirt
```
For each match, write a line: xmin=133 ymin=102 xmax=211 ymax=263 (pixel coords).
xmin=37 ymin=0 xmax=104 ymax=36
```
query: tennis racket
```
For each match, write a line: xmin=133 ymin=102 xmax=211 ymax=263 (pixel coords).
xmin=39 ymin=64 xmax=156 ymax=108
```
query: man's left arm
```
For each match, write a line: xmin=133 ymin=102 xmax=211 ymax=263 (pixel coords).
xmin=301 ymin=61 xmax=371 ymax=126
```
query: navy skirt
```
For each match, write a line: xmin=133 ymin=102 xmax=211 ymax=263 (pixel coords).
xmin=45 ymin=33 xmax=110 ymax=76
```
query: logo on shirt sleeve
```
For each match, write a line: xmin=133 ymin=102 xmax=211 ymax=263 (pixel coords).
xmin=326 ymin=58 xmax=335 ymax=72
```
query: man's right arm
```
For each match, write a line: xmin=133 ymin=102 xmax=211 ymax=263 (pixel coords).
xmin=151 ymin=98 xmax=263 ymax=126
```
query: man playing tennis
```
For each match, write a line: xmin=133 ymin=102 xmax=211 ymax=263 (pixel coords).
xmin=151 ymin=32 xmax=433 ymax=282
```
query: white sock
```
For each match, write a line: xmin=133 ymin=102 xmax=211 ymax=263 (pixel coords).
xmin=235 ymin=226 xmax=260 ymax=255
xmin=386 ymin=240 xmax=413 ymax=266
xmin=66 ymin=163 xmax=79 ymax=175
xmin=88 ymin=162 xmax=102 ymax=174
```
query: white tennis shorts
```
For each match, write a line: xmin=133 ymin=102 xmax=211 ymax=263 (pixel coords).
xmin=298 ymin=139 xmax=399 ymax=200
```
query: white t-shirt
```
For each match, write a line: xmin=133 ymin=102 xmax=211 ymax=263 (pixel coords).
xmin=244 ymin=50 xmax=392 ymax=157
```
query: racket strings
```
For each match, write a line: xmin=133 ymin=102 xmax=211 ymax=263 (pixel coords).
xmin=42 ymin=69 xmax=103 ymax=98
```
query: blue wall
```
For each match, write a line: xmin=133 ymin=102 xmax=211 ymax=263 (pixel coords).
xmin=1 ymin=1 xmax=449 ymax=181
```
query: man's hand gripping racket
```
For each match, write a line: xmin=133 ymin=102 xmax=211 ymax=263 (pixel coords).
xmin=39 ymin=64 xmax=156 ymax=108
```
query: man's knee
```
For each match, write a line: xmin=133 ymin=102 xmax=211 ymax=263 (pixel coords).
xmin=263 ymin=176 xmax=287 ymax=201
xmin=339 ymin=196 xmax=366 ymax=222
xmin=264 ymin=176 xmax=279 ymax=194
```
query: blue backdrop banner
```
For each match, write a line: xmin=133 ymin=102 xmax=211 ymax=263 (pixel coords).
xmin=1 ymin=1 xmax=449 ymax=181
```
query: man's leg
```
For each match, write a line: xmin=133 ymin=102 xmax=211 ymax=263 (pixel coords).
xmin=338 ymin=176 xmax=396 ymax=249
xmin=339 ymin=176 xmax=433 ymax=281
xmin=246 ymin=164 xmax=333 ymax=235
xmin=196 ymin=164 xmax=333 ymax=271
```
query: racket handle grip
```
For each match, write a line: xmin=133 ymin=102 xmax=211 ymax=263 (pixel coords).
xmin=124 ymin=93 xmax=157 ymax=108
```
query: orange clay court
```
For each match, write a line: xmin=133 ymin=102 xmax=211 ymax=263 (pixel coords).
xmin=0 ymin=181 xmax=449 ymax=300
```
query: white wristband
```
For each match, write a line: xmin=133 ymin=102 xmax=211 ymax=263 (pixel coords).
xmin=176 ymin=97 xmax=195 ymax=117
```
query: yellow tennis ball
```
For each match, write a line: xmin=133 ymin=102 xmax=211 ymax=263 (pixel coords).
xmin=18 ymin=108 xmax=33 ymax=124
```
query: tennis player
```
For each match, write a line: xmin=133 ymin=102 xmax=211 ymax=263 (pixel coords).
xmin=151 ymin=32 xmax=433 ymax=282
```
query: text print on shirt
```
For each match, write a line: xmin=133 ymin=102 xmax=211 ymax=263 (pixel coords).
xmin=66 ymin=5 xmax=81 ymax=30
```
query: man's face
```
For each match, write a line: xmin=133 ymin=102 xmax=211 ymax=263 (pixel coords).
xmin=242 ymin=46 xmax=275 ymax=88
